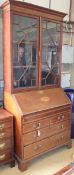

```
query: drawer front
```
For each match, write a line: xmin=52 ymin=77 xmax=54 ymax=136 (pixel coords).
xmin=24 ymin=130 xmax=71 ymax=160
xmin=0 ymin=128 xmax=13 ymax=140
xmin=0 ymin=120 xmax=12 ymax=130
xmin=48 ymin=130 xmax=71 ymax=148
xmin=23 ymin=111 xmax=71 ymax=134
xmin=23 ymin=118 xmax=49 ymax=133
xmin=0 ymin=138 xmax=13 ymax=151
xmin=23 ymin=120 xmax=70 ymax=146
xmin=49 ymin=112 xmax=71 ymax=125
xmin=24 ymin=138 xmax=49 ymax=160
xmin=23 ymin=127 xmax=49 ymax=146
xmin=0 ymin=150 xmax=12 ymax=164
xmin=49 ymin=120 xmax=71 ymax=136
xmin=56 ymin=120 xmax=70 ymax=132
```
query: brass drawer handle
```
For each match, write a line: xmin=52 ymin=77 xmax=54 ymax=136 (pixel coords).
xmin=38 ymin=144 xmax=42 ymax=148
xmin=0 ymin=124 xmax=5 ymax=130
xmin=58 ymin=125 xmax=64 ymax=129
xmin=34 ymin=130 xmax=41 ymax=138
xmin=0 ymin=143 xmax=5 ymax=149
xmin=33 ymin=146 xmax=38 ymax=151
xmin=33 ymin=144 xmax=42 ymax=151
xmin=0 ymin=133 xmax=5 ymax=138
xmin=0 ymin=154 xmax=5 ymax=160
xmin=61 ymin=125 xmax=64 ymax=129
xmin=33 ymin=123 xmax=36 ymax=128
xmin=58 ymin=116 xmax=61 ymax=120
xmin=38 ymin=123 xmax=40 ymax=128
xmin=58 ymin=115 xmax=65 ymax=120
xmin=61 ymin=135 xmax=63 ymax=140
xmin=33 ymin=123 xmax=40 ymax=129
xmin=61 ymin=115 xmax=64 ymax=119
xmin=34 ymin=133 xmax=36 ymax=138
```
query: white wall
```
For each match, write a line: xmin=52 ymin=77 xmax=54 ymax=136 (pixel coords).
xmin=0 ymin=0 xmax=4 ymax=5
xmin=50 ymin=0 xmax=70 ymax=21
xmin=15 ymin=0 xmax=70 ymax=21
xmin=70 ymin=0 xmax=74 ymax=21
xmin=24 ymin=0 xmax=50 ymax=8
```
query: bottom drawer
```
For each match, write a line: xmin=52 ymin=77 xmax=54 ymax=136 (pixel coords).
xmin=24 ymin=130 xmax=71 ymax=160
xmin=24 ymin=138 xmax=49 ymax=160
xmin=0 ymin=150 xmax=12 ymax=164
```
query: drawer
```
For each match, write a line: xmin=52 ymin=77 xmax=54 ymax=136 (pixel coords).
xmin=23 ymin=118 xmax=49 ymax=133
xmin=23 ymin=111 xmax=71 ymax=133
xmin=56 ymin=120 xmax=70 ymax=132
xmin=23 ymin=119 xmax=70 ymax=146
xmin=49 ymin=120 xmax=71 ymax=136
xmin=24 ymin=138 xmax=49 ymax=160
xmin=23 ymin=120 xmax=70 ymax=146
xmin=49 ymin=111 xmax=71 ymax=125
xmin=0 ymin=150 xmax=12 ymax=164
xmin=48 ymin=130 xmax=71 ymax=148
xmin=0 ymin=120 xmax=12 ymax=132
xmin=0 ymin=128 xmax=13 ymax=140
xmin=24 ymin=130 xmax=71 ymax=160
xmin=0 ymin=138 xmax=13 ymax=151
xmin=23 ymin=127 xmax=49 ymax=146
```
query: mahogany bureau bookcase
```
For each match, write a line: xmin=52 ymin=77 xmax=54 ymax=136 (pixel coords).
xmin=0 ymin=109 xmax=15 ymax=167
xmin=1 ymin=0 xmax=72 ymax=171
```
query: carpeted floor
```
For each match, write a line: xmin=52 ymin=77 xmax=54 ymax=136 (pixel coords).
xmin=0 ymin=140 xmax=74 ymax=175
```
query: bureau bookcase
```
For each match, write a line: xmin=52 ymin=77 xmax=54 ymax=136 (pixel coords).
xmin=2 ymin=0 xmax=72 ymax=171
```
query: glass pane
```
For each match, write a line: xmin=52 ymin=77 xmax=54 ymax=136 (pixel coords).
xmin=41 ymin=20 xmax=61 ymax=86
xmin=12 ymin=15 xmax=38 ymax=89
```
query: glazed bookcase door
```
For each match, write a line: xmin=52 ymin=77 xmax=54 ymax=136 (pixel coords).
xmin=41 ymin=19 xmax=61 ymax=87
xmin=12 ymin=14 xmax=39 ymax=89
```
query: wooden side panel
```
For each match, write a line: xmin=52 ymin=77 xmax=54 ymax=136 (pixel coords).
xmin=4 ymin=92 xmax=22 ymax=117
xmin=4 ymin=92 xmax=23 ymax=159
xmin=3 ymin=10 xmax=12 ymax=93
